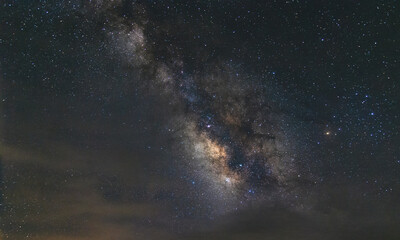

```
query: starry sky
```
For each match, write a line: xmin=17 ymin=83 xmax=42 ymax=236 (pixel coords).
xmin=0 ymin=0 xmax=399 ymax=239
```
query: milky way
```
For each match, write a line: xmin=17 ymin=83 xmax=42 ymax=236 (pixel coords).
xmin=97 ymin=1 xmax=305 ymax=213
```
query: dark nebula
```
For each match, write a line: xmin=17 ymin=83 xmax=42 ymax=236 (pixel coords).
xmin=0 ymin=1 xmax=399 ymax=239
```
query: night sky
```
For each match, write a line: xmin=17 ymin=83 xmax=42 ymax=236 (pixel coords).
xmin=0 ymin=1 xmax=400 ymax=239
